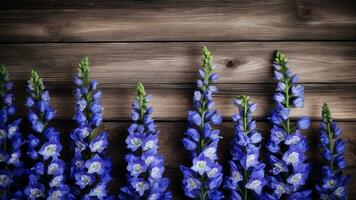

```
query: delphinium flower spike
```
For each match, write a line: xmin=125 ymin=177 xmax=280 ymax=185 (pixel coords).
xmin=315 ymin=103 xmax=350 ymax=199
xmin=119 ymin=82 xmax=171 ymax=200
xmin=224 ymin=95 xmax=267 ymax=200
xmin=0 ymin=65 xmax=24 ymax=199
xmin=264 ymin=51 xmax=312 ymax=199
xmin=69 ymin=57 xmax=113 ymax=200
xmin=180 ymin=47 xmax=223 ymax=200
xmin=24 ymin=70 xmax=69 ymax=199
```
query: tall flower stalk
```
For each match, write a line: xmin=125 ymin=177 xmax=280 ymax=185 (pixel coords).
xmin=180 ymin=47 xmax=223 ymax=200
xmin=119 ymin=82 xmax=171 ymax=199
xmin=315 ymin=103 xmax=350 ymax=199
xmin=69 ymin=57 xmax=112 ymax=200
xmin=24 ymin=70 xmax=69 ymax=199
xmin=265 ymin=51 xmax=312 ymax=199
xmin=225 ymin=95 xmax=267 ymax=200
xmin=0 ymin=65 xmax=24 ymax=199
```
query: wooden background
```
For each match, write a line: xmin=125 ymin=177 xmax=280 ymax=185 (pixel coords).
xmin=1 ymin=0 xmax=356 ymax=198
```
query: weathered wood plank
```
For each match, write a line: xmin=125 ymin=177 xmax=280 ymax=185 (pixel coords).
xmin=53 ymin=121 xmax=356 ymax=198
xmin=11 ymin=84 xmax=356 ymax=121
xmin=2 ymin=42 xmax=356 ymax=85
xmin=0 ymin=1 xmax=355 ymax=42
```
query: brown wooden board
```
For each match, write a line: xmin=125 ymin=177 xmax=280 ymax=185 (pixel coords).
xmin=1 ymin=42 xmax=356 ymax=86
xmin=0 ymin=1 xmax=355 ymax=42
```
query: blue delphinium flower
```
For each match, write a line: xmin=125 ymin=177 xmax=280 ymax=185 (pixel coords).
xmin=0 ymin=65 xmax=24 ymax=199
xmin=119 ymin=82 xmax=171 ymax=200
xmin=69 ymin=57 xmax=113 ymax=200
xmin=224 ymin=95 xmax=267 ymax=200
xmin=265 ymin=51 xmax=312 ymax=199
xmin=315 ymin=103 xmax=350 ymax=199
xmin=24 ymin=70 xmax=69 ymax=199
xmin=180 ymin=47 xmax=223 ymax=200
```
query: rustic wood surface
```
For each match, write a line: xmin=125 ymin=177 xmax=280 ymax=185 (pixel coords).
xmin=0 ymin=1 xmax=356 ymax=42
xmin=1 ymin=42 xmax=356 ymax=86
xmin=1 ymin=0 xmax=356 ymax=198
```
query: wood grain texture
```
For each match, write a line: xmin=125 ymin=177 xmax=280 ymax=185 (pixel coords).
xmin=2 ymin=42 xmax=356 ymax=86
xmin=0 ymin=1 xmax=355 ymax=42
xmin=53 ymin=121 xmax=356 ymax=198
xmin=11 ymin=84 xmax=356 ymax=121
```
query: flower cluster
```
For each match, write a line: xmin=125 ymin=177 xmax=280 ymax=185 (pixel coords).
xmin=0 ymin=65 xmax=24 ymax=199
xmin=224 ymin=95 xmax=267 ymax=200
xmin=265 ymin=51 xmax=312 ymax=199
xmin=69 ymin=57 xmax=112 ymax=200
xmin=180 ymin=47 xmax=223 ymax=200
xmin=315 ymin=103 xmax=350 ymax=199
xmin=24 ymin=70 xmax=69 ymax=199
xmin=119 ymin=82 xmax=171 ymax=200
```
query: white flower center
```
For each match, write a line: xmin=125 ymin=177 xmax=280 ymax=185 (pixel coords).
xmin=276 ymin=184 xmax=286 ymax=193
xmin=50 ymin=176 xmax=62 ymax=187
xmin=133 ymin=164 xmax=143 ymax=174
xmin=49 ymin=191 xmax=62 ymax=200
xmin=131 ymin=138 xmax=141 ymax=147
xmin=207 ymin=167 xmax=218 ymax=178
xmin=287 ymin=152 xmax=299 ymax=164
xmin=249 ymin=180 xmax=261 ymax=190
xmin=196 ymin=161 xmax=206 ymax=170
xmin=30 ymin=188 xmax=42 ymax=198
xmin=187 ymin=178 xmax=197 ymax=189
xmin=89 ymin=161 xmax=101 ymax=173
xmin=276 ymin=131 xmax=285 ymax=140
xmin=145 ymin=156 xmax=154 ymax=165
xmin=92 ymin=186 xmax=103 ymax=196
xmin=44 ymin=144 xmax=57 ymax=156
xmin=327 ymin=179 xmax=336 ymax=188
xmin=151 ymin=167 xmax=161 ymax=179
xmin=203 ymin=147 xmax=216 ymax=159
xmin=246 ymin=154 xmax=256 ymax=167
xmin=92 ymin=141 xmax=103 ymax=152
xmin=334 ymin=187 xmax=345 ymax=197
xmin=81 ymin=175 xmax=91 ymax=185
xmin=290 ymin=136 xmax=300 ymax=143
xmin=232 ymin=171 xmax=242 ymax=181
xmin=144 ymin=140 xmax=154 ymax=150
xmin=290 ymin=173 xmax=302 ymax=184
xmin=274 ymin=162 xmax=283 ymax=173
xmin=48 ymin=163 xmax=59 ymax=174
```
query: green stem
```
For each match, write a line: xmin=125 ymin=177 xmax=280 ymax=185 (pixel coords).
xmin=327 ymin=122 xmax=334 ymax=170
xmin=242 ymin=97 xmax=248 ymax=200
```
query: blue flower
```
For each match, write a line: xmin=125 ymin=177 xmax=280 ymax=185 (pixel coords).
xmin=316 ymin=103 xmax=350 ymax=199
xmin=39 ymin=139 xmax=62 ymax=160
xmin=180 ymin=47 xmax=223 ymax=199
xmin=225 ymin=95 xmax=267 ymax=199
xmin=0 ymin=68 xmax=24 ymax=200
xmin=119 ymin=82 xmax=171 ymax=199
xmin=69 ymin=57 xmax=113 ymax=199
xmin=265 ymin=51 xmax=311 ymax=199
xmin=24 ymin=70 xmax=69 ymax=199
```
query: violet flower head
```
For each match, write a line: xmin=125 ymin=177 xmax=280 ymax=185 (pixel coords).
xmin=315 ymin=103 xmax=350 ymax=199
xmin=180 ymin=47 xmax=224 ymax=200
xmin=24 ymin=70 xmax=69 ymax=199
xmin=224 ymin=95 xmax=267 ymax=199
xmin=69 ymin=57 xmax=112 ymax=200
xmin=265 ymin=51 xmax=312 ymax=199
xmin=119 ymin=82 xmax=171 ymax=200
xmin=0 ymin=65 xmax=24 ymax=199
